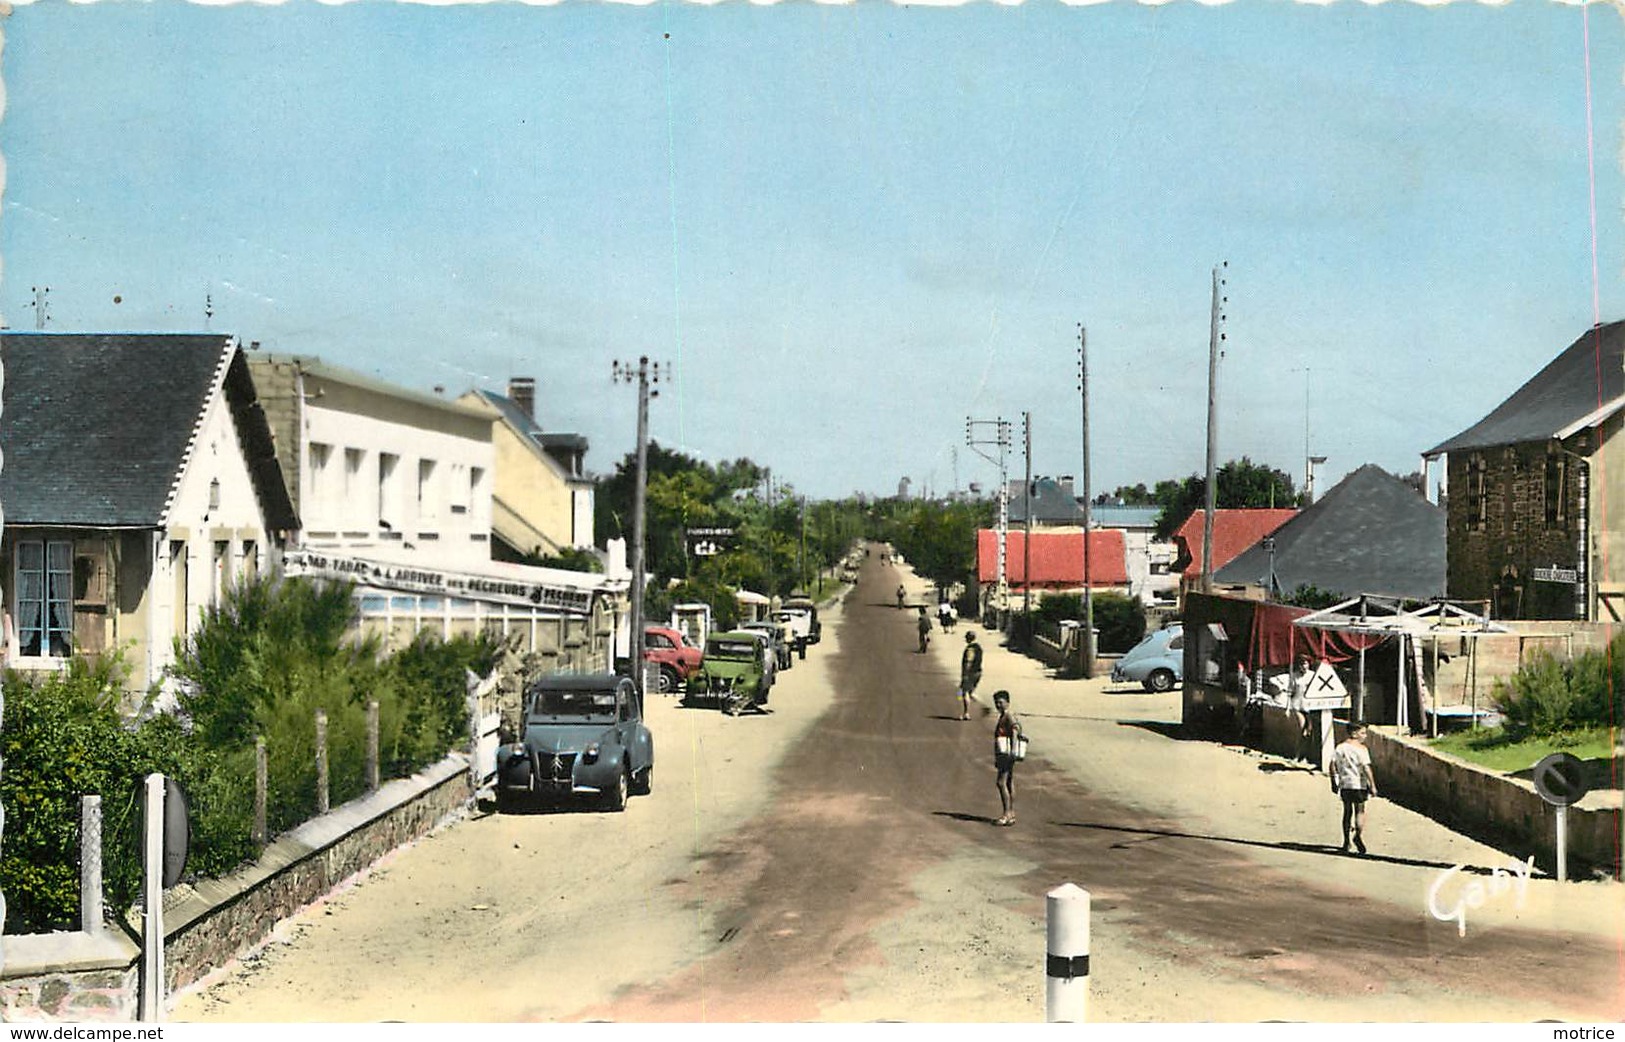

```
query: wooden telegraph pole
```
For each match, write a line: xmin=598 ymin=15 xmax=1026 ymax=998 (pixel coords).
xmin=613 ymin=357 xmax=668 ymax=703
xmin=1201 ymin=263 xmax=1228 ymax=593
xmin=1078 ymin=325 xmax=1095 ymax=679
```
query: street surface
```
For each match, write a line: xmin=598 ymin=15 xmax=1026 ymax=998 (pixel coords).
xmin=175 ymin=550 xmax=1624 ymax=1022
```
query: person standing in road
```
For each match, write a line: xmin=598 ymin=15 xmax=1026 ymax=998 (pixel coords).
xmin=959 ymin=631 xmax=984 ymax=720
xmin=992 ymin=690 xmax=1023 ymax=826
xmin=916 ymin=607 xmax=932 ymax=653
xmin=896 ymin=584 xmax=906 ymax=609
xmin=1330 ymin=722 xmax=1378 ymax=854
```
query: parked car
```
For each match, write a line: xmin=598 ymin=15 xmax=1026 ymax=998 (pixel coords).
xmin=743 ymin=619 xmax=794 ymax=671
xmin=643 ymin=624 xmax=703 ymax=693
xmin=772 ymin=607 xmax=815 ymax=658
xmin=689 ymin=631 xmax=771 ymax=715
xmin=783 ymin=596 xmax=823 ymax=645
xmin=495 ymin=673 xmax=653 ymax=810
xmin=1111 ymin=625 xmax=1185 ymax=693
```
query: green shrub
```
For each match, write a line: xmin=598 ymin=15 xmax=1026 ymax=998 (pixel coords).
xmin=0 ymin=655 xmax=253 ymax=933
xmin=1030 ymin=591 xmax=1145 ymax=653
xmin=1492 ymin=637 xmax=1625 ymax=741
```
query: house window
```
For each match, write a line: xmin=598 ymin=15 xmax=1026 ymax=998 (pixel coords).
xmin=344 ymin=448 xmax=365 ymax=502
xmin=16 ymin=540 xmax=72 ymax=657
xmin=241 ymin=540 xmax=259 ymax=579
xmin=1466 ymin=455 xmax=1488 ymax=532
xmin=309 ymin=443 xmax=333 ymax=501
xmin=378 ymin=452 xmax=400 ymax=531
xmin=418 ymin=459 xmax=438 ymax=520
xmin=1545 ymin=456 xmax=1567 ymax=527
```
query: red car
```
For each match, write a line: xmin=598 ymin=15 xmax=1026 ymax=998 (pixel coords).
xmin=644 ymin=625 xmax=703 ymax=694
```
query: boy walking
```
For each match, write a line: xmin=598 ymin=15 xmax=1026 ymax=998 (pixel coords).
xmin=1330 ymin=722 xmax=1378 ymax=854
xmin=959 ymin=631 xmax=984 ymax=720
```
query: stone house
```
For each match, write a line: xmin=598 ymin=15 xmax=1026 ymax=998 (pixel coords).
xmin=1423 ymin=320 xmax=1625 ymax=620
xmin=0 ymin=333 xmax=298 ymax=689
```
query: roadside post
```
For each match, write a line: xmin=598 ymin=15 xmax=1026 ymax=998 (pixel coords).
xmin=1045 ymin=882 xmax=1090 ymax=1022
xmin=1532 ymin=752 xmax=1589 ymax=882
xmin=140 ymin=774 xmax=190 ymax=1022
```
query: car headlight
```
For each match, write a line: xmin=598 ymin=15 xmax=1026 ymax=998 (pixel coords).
xmin=582 ymin=742 xmax=600 ymax=764
xmin=509 ymin=743 xmax=526 ymax=757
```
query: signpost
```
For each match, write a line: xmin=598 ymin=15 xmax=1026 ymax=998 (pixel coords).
xmin=140 ymin=774 xmax=190 ymax=1021
xmin=1532 ymin=752 xmax=1589 ymax=883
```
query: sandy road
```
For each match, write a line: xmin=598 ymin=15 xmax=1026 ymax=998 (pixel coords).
xmin=175 ymin=548 xmax=1624 ymax=1022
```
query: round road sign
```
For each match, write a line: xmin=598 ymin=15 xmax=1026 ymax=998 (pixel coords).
xmin=1532 ymin=752 xmax=1589 ymax=807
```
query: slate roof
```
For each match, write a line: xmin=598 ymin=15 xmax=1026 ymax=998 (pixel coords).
xmin=1 ymin=333 xmax=297 ymax=529
xmin=977 ymin=528 xmax=1129 ymax=587
xmin=1171 ymin=508 xmax=1298 ymax=579
xmin=1005 ymin=478 xmax=1084 ymax=524
xmin=1214 ymin=464 xmax=1444 ymax=600
xmin=1426 ymin=320 xmax=1625 ymax=456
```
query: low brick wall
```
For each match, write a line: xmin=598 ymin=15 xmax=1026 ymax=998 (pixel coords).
xmin=1 ymin=754 xmax=472 ymax=1022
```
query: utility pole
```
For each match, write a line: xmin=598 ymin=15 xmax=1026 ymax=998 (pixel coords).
xmin=967 ymin=417 xmax=1014 ymax=628
xmin=1023 ymin=412 xmax=1033 ymax=620
xmin=30 ymin=286 xmax=49 ymax=331
xmin=1077 ymin=325 xmax=1095 ymax=679
xmin=1201 ymin=263 xmax=1228 ymax=594
xmin=799 ymin=495 xmax=808 ymax=594
xmin=612 ymin=356 xmax=668 ymax=704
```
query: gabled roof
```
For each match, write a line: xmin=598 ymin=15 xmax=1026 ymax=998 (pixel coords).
xmin=1005 ymin=478 xmax=1084 ymax=524
xmin=1171 ymin=508 xmax=1297 ymax=579
xmin=1 ymin=332 xmax=296 ymax=530
xmin=977 ymin=528 xmax=1128 ymax=588
xmin=466 ymin=388 xmax=589 ymax=478
xmin=1426 ymin=320 xmax=1625 ymax=456
xmin=1214 ymin=464 xmax=1444 ymax=601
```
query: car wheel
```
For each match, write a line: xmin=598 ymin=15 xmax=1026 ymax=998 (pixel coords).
xmin=657 ymin=666 xmax=679 ymax=694
xmin=606 ymin=767 xmax=629 ymax=812
xmin=1146 ymin=669 xmax=1176 ymax=693
xmin=631 ymin=763 xmax=653 ymax=796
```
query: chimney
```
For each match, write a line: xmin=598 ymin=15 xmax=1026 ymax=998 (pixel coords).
xmin=1059 ymin=475 xmax=1075 ymax=498
xmin=509 ymin=376 xmax=536 ymax=420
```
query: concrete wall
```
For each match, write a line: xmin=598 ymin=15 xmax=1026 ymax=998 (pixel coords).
xmin=0 ymin=755 xmax=472 ymax=1022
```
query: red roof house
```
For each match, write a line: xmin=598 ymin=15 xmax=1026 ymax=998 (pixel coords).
xmin=1170 ymin=509 xmax=1297 ymax=580
xmin=977 ymin=529 xmax=1128 ymax=589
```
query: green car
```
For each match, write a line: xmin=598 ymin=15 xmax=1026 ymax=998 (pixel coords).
xmin=688 ymin=630 xmax=770 ymax=715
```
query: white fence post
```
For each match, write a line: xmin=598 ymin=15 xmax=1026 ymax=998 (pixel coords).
xmin=315 ymin=709 xmax=329 ymax=815
xmin=80 ymin=795 xmax=103 ymax=935
xmin=139 ymin=773 xmax=165 ymax=1022
xmin=366 ymin=700 xmax=380 ymax=793
xmin=1046 ymin=882 xmax=1091 ymax=1023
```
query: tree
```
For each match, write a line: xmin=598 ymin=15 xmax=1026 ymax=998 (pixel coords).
xmin=1151 ymin=457 xmax=1304 ymax=539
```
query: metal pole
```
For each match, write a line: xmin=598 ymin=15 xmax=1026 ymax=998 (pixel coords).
xmin=140 ymin=773 xmax=165 ymax=1022
xmin=1045 ymin=882 xmax=1091 ymax=1022
xmin=1556 ymin=805 xmax=1569 ymax=883
xmin=80 ymin=795 xmax=103 ymax=935
xmin=631 ymin=361 xmax=650 ymax=700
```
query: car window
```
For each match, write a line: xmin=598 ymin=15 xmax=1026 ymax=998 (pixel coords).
xmin=707 ymin=639 xmax=758 ymax=659
xmin=530 ymin=689 xmax=617 ymax=721
xmin=1169 ymin=635 xmax=1185 ymax=651
xmin=646 ymin=633 xmax=673 ymax=649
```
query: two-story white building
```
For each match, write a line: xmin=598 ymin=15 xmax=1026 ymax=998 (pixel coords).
xmin=249 ymin=354 xmax=626 ymax=670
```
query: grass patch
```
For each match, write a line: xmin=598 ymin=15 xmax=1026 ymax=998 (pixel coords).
xmin=1429 ymin=726 xmax=1618 ymax=775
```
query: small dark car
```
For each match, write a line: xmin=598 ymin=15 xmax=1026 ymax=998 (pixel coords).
xmin=495 ymin=673 xmax=653 ymax=810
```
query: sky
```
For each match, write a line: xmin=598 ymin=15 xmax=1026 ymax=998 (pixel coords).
xmin=3 ymin=0 xmax=1623 ymax=503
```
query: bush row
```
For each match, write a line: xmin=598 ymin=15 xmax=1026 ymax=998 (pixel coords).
xmin=1 ymin=575 xmax=502 ymax=934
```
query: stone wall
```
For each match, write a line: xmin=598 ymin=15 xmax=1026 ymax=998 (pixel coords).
xmin=1242 ymin=706 xmax=1621 ymax=879
xmin=1 ymin=754 xmax=472 ymax=1022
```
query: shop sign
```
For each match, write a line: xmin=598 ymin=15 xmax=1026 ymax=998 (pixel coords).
xmin=284 ymin=549 xmax=597 ymax=614
xmin=1532 ymin=565 xmax=1579 ymax=584
xmin=687 ymin=527 xmax=736 ymax=557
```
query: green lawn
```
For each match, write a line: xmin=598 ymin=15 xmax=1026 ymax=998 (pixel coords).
xmin=1428 ymin=726 xmax=1618 ymax=774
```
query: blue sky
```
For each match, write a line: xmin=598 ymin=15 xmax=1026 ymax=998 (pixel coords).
xmin=3 ymin=0 xmax=1621 ymax=501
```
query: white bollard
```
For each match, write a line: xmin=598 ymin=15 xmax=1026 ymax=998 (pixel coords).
xmin=1046 ymin=882 xmax=1091 ymax=1022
